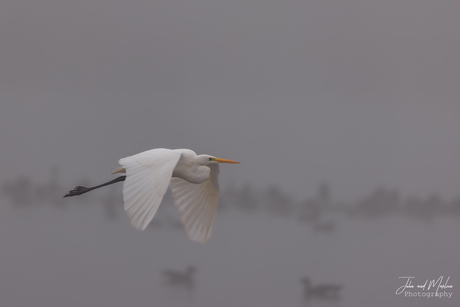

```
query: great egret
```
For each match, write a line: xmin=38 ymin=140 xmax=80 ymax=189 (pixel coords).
xmin=64 ymin=148 xmax=239 ymax=243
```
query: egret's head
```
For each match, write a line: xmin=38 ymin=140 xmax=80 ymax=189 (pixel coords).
xmin=198 ymin=155 xmax=240 ymax=165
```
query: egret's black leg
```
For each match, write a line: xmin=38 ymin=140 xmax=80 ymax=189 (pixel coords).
xmin=63 ymin=176 xmax=126 ymax=198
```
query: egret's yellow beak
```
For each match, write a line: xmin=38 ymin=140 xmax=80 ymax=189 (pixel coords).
xmin=214 ymin=157 xmax=240 ymax=164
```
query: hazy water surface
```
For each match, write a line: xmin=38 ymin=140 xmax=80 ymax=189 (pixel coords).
xmin=0 ymin=196 xmax=458 ymax=307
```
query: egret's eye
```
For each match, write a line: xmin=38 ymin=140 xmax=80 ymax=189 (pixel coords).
xmin=208 ymin=157 xmax=213 ymax=161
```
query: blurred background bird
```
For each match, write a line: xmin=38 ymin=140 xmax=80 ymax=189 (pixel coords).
xmin=300 ymin=277 xmax=342 ymax=301
xmin=162 ymin=265 xmax=197 ymax=290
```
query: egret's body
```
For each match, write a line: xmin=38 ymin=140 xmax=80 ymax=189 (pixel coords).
xmin=64 ymin=148 xmax=239 ymax=243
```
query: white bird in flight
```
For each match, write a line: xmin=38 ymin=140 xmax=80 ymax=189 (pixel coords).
xmin=64 ymin=148 xmax=239 ymax=243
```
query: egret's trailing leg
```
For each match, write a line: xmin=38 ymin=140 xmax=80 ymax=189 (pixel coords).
xmin=63 ymin=176 xmax=126 ymax=198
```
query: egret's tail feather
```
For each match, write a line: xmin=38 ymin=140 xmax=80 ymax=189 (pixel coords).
xmin=112 ymin=167 xmax=126 ymax=174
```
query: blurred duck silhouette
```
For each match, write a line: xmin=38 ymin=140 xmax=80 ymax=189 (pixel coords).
xmin=162 ymin=265 xmax=197 ymax=290
xmin=300 ymin=277 xmax=342 ymax=301
xmin=311 ymin=220 xmax=337 ymax=234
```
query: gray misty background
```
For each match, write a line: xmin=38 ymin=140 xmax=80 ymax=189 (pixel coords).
xmin=1 ymin=1 xmax=459 ymax=307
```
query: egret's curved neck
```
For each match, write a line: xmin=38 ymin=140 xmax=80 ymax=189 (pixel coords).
xmin=190 ymin=164 xmax=210 ymax=183
xmin=172 ymin=152 xmax=210 ymax=184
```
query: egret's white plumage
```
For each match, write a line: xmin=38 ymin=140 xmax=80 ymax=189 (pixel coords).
xmin=115 ymin=148 xmax=239 ymax=243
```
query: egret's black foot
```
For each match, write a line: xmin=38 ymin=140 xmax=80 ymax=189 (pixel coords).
xmin=63 ymin=186 xmax=89 ymax=198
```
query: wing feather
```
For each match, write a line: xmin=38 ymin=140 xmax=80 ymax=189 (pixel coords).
xmin=170 ymin=164 xmax=220 ymax=243
xmin=119 ymin=148 xmax=181 ymax=231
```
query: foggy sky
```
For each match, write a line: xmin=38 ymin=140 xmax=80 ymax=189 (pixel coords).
xmin=1 ymin=0 xmax=459 ymax=201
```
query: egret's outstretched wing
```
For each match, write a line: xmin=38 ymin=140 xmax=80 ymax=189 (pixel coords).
xmin=119 ymin=148 xmax=181 ymax=231
xmin=170 ymin=164 xmax=220 ymax=243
